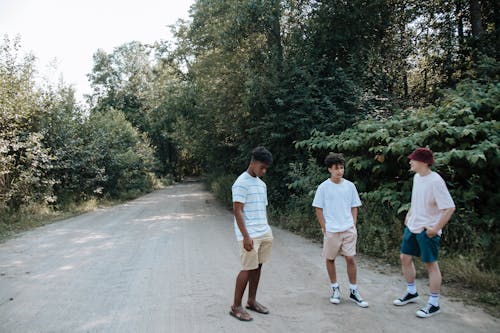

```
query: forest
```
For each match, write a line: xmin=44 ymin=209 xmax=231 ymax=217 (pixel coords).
xmin=1 ymin=0 xmax=498 ymax=307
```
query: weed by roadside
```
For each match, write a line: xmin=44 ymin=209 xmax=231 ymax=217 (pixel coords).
xmin=0 ymin=200 xmax=99 ymax=242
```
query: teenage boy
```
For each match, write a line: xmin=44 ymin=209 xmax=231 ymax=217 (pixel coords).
xmin=393 ymin=148 xmax=455 ymax=318
xmin=229 ymin=146 xmax=274 ymax=322
xmin=312 ymin=153 xmax=368 ymax=308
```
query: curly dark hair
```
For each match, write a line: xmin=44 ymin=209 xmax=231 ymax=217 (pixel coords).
xmin=324 ymin=152 xmax=345 ymax=168
xmin=251 ymin=146 xmax=273 ymax=165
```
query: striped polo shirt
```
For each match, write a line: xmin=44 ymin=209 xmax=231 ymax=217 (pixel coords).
xmin=232 ymin=171 xmax=270 ymax=241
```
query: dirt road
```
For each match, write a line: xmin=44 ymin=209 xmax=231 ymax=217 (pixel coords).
xmin=0 ymin=182 xmax=498 ymax=333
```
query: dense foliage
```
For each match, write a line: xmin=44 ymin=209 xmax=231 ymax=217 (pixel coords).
xmin=0 ymin=37 xmax=156 ymax=217
xmin=292 ymin=74 xmax=499 ymax=268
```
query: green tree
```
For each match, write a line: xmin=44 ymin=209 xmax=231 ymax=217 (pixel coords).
xmin=88 ymin=42 xmax=154 ymax=132
xmin=84 ymin=109 xmax=156 ymax=198
xmin=88 ymin=41 xmax=188 ymax=176
xmin=39 ymin=84 xmax=107 ymax=204
xmin=0 ymin=36 xmax=55 ymax=211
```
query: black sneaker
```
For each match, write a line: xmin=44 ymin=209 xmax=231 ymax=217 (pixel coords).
xmin=416 ymin=303 xmax=440 ymax=318
xmin=349 ymin=289 xmax=369 ymax=308
xmin=393 ymin=292 xmax=419 ymax=306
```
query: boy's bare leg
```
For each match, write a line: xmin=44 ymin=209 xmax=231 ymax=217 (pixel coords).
xmin=233 ymin=270 xmax=250 ymax=307
xmin=230 ymin=270 xmax=253 ymax=320
xmin=326 ymin=259 xmax=337 ymax=283
xmin=247 ymin=264 xmax=262 ymax=306
xmin=345 ymin=256 xmax=357 ymax=284
xmin=425 ymin=261 xmax=441 ymax=294
xmin=400 ymin=253 xmax=416 ymax=283
xmin=245 ymin=264 xmax=269 ymax=313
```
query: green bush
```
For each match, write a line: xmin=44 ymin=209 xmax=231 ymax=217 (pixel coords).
xmin=84 ymin=109 xmax=157 ymax=198
xmin=0 ymin=37 xmax=56 ymax=211
xmin=356 ymin=198 xmax=405 ymax=259
xmin=293 ymin=77 xmax=499 ymax=271
xmin=205 ymin=173 xmax=236 ymax=208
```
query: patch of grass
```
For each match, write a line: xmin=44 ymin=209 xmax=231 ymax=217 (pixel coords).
xmin=269 ymin=207 xmax=322 ymax=240
xmin=440 ymin=255 xmax=500 ymax=316
xmin=0 ymin=199 xmax=102 ymax=242
xmin=0 ymin=178 xmax=169 ymax=243
xmin=205 ymin=173 xmax=235 ymax=208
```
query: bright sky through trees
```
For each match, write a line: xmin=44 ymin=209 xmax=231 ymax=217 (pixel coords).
xmin=0 ymin=0 xmax=194 ymax=100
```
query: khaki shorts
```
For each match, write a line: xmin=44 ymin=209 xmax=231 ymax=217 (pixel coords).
xmin=239 ymin=231 xmax=273 ymax=270
xmin=323 ymin=227 xmax=357 ymax=259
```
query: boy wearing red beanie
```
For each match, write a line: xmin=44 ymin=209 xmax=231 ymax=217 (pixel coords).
xmin=393 ymin=148 xmax=455 ymax=318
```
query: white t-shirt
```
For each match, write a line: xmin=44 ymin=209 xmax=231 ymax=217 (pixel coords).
xmin=312 ymin=178 xmax=362 ymax=232
xmin=407 ymin=172 xmax=455 ymax=235
xmin=232 ymin=171 xmax=271 ymax=241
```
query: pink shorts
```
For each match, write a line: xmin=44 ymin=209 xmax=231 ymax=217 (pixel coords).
xmin=322 ymin=226 xmax=357 ymax=259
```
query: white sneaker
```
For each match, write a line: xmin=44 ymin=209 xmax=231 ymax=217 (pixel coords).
xmin=330 ymin=286 xmax=340 ymax=304
xmin=349 ymin=289 xmax=369 ymax=308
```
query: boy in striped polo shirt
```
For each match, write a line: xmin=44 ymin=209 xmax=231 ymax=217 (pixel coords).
xmin=229 ymin=147 xmax=273 ymax=322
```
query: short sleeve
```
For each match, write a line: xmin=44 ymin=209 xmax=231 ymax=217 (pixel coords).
xmin=232 ymin=181 xmax=247 ymax=203
xmin=350 ymin=183 xmax=362 ymax=207
xmin=312 ymin=185 xmax=324 ymax=208
xmin=264 ymin=183 xmax=268 ymax=206
xmin=433 ymin=178 xmax=455 ymax=209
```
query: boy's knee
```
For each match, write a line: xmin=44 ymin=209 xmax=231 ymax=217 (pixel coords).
xmin=424 ymin=261 xmax=439 ymax=272
xmin=400 ymin=253 xmax=413 ymax=265
xmin=345 ymin=256 xmax=356 ymax=265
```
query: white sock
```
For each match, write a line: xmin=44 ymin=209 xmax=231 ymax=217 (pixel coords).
xmin=407 ymin=282 xmax=417 ymax=294
xmin=349 ymin=283 xmax=357 ymax=291
xmin=429 ymin=293 xmax=439 ymax=306
xmin=331 ymin=282 xmax=339 ymax=289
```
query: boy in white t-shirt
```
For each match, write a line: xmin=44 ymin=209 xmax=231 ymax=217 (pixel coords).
xmin=393 ymin=148 xmax=455 ymax=318
xmin=312 ymin=153 xmax=368 ymax=308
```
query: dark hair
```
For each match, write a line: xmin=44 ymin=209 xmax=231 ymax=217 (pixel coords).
xmin=324 ymin=152 xmax=345 ymax=168
xmin=251 ymin=146 xmax=273 ymax=165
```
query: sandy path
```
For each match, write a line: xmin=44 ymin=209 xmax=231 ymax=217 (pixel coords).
xmin=0 ymin=181 xmax=498 ymax=333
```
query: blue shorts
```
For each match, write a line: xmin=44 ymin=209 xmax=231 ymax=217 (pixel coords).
xmin=400 ymin=227 xmax=440 ymax=263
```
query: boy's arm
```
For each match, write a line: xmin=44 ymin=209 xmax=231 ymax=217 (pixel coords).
xmin=315 ymin=207 xmax=326 ymax=234
xmin=425 ymin=207 xmax=455 ymax=237
xmin=404 ymin=208 xmax=412 ymax=226
xmin=233 ymin=201 xmax=253 ymax=251
xmin=351 ymin=207 xmax=358 ymax=226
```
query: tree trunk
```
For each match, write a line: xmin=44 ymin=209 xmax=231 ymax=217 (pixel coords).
xmin=403 ymin=72 xmax=408 ymax=99
xmin=456 ymin=1 xmax=464 ymax=50
xmin=423 ymin=68 xmax=428 ymax=100
xmin=494 ymin=0 xmax=500 ymax=34
xmin=469 ymin=0 xmax=483 ymax=37
xmin=265 ymin=0 xmax=283 ymax=73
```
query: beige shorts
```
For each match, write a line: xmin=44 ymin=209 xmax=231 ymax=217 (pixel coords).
xmin=239 ymin=231 xmax=273 ymax=270
xmin=323 ymin=227 xmax=357 ymax=259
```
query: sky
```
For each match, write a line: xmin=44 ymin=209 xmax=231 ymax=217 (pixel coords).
xmin=0 ymin=0 xmax=195 ymax=101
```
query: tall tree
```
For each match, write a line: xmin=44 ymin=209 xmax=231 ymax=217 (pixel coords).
xmin=0 ymin=36 xmax=55 ymax=211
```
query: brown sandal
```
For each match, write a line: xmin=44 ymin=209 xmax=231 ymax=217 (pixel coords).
xmin=229 ymin=306 xmax=253 ymax=321
xmin=246 ymin=301 xmax=269 ymax=314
